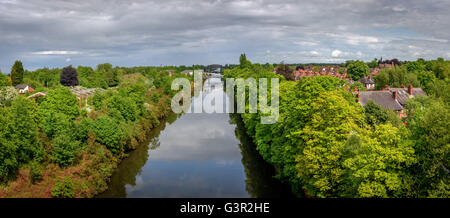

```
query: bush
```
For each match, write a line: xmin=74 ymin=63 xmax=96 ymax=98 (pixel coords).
xmin=29 ymin=161 xmax=42 ymax=184
xmin=39 ymin=87 xmax=80 ymax=120
xmin=106 ymin=95 xmax=137 ymax=121
xmin=51 ymin=134 xmax=80 ymax=167
xmin=51 ymin=176 xmax=74 ymax=198
xmin=40 ymin=113 xmax=75 ymax=139
xmin=0 ymin=86 xmax=18 ymax=107
xmin=91 ymin=116 xmax=124 ymax=154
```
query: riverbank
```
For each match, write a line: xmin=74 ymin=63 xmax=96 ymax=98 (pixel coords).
xmin=0 ymin=89 xmax=173 ymax=198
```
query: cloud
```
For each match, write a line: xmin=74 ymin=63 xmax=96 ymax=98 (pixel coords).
xmin=331 ymin=50 xmax=342 ymax=57
xmin=0 ymin=0 xmax=449 ymax=72
xmin=32 ymin=51 xmax=80 ymax=55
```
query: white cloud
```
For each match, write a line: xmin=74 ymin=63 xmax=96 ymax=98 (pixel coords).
xmin=331 ymin=50 xmax=342 ymax=57
xmin=32 ymin=51 xmax=80 ymax=55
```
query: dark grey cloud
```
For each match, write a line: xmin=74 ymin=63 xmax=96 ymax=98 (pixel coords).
xmin=0 ymin=0 xmax=449 ymax=72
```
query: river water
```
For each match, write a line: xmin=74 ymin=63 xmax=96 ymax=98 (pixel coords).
xmin=98 ymin=78 xmax=293 ymax=198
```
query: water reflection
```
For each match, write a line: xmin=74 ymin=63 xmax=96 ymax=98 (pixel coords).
xmin=98 ymin=79 xmax=292 ymax=198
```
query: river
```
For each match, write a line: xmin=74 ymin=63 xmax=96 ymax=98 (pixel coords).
xmin=98 ymin=77 xmax=293 ymax=198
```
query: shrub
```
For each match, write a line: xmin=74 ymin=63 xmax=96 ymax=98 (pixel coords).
xmin=106 ymin=95 xmax=137 ymax=121
xmin=40 ymin=113 xmax=75 ymax=139
xmin=39 ymin=87 xmax=80 ymax=120
xmin=51 ymin=134 xmax=80 ymax=167
xmin=9 ymin=96 xmax=42 ymax=162
xmin=51 ymin=176 xmax=74 ymax=198
xmin=29 ymin=161 xmax=42 ymax=184
xmin=91 ymin=116 xmax=124 ymax=154
xmin=0 ymin=86 xmax=18 ymax=107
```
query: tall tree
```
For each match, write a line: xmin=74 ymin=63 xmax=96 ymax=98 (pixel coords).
xmin=60 ymin=66 xmax=79 ymax=86
xmin=10 ymin=60 xmax=24 ymax=86
xmin=347 ymin=60 xmax=369 ymax=81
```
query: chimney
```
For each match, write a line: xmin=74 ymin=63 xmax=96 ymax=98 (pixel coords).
xmin=393 ymin=91 xmax=398 ymax=100
xmin=401 ymin=85 xmax=405 ymax=88
xmin=357 ymin=92 xmax=360 ymax=103
xmin=408 ymin=84 xmax=413 ymax=96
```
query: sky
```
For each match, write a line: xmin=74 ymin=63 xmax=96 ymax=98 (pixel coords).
xmin=1 ymin=0 xmax=450 ymax=73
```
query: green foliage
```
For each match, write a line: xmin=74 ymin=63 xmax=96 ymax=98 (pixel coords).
xmin=417 ymin=70 xmax=436 ymax=87
xmin=9 ymin=96 xmax=42 ymax=162
xmin=375 ymin=66 xmax=419 ymax=89
xmin=51 ymin=176 xmax=75 ymax=198
xmin=432 ymin=59 xmax=450 ymax=80
xmin=405 ymin=61 xmax=425 ymax=73
xmin=39 ymin=87 xmax=79 ymax=119
xmin=29 ymin=161 xmax=43 ymax=184
xmin=239 ymin=53 xmax=252 ymax=69
xmin=106 ymin=95 xmax=138 ymax=121
xmin=350 ymin=81 xmax=367 ymax=91
xmin=406 ymin=97 xmax=449 ymax=197
xmin=296 ymin=90 xmax=365 ymax=197
xmin=10 ymin=60 xmax=24 ymax=86
xmin=343 ymin=124 xmax=416 ymax=197
xmin=51 ymin=134 xmax=80 ymax=167
xmin=347 ymin=60 xmax=369 ymax=81
xmin=0 ymin=72 xmax=10 ymax=87
xmin=91 ymin=116 xmax=124 ymax=154
xmin=0 ymin=107 xmax=18 ymax=182
xmin=368 ymin=58 xmax=378 ymax=68
xmin=364 ymin=101 xmax=402 ymax=127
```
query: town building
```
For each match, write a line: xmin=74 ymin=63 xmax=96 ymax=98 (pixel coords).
xmin=358 ymin=76 xmax=375 ymax=89
xmin=356 ymin=84 xmax=426 ymax=117
xmin=14 ymin=84 xmax=34 ymax=94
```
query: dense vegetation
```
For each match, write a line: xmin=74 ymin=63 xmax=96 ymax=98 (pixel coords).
xmin=224 ymin=55 xmax=449 ymax=198
xmin=0 ymin=62 xmax=192 ymax=197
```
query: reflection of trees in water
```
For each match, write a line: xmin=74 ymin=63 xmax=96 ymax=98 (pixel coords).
xmin=97 ymin=113 xmax=177 ymax=198
xmin=230 ymin=114 xmax=295 ymax=198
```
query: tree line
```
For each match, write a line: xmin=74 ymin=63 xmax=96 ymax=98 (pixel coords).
xmin=223 ymin=54 xmax=449 ymax=198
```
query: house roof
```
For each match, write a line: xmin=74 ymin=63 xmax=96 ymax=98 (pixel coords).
xmin=359 ymin=91 xmax=403 ymax=111
xmin=14 ymin=84 xmax=29 ymax=89
xmin=358 ymin=77 xmax=375 ymax=84
xmin=388 ymin=88 xmax=427 ymax=106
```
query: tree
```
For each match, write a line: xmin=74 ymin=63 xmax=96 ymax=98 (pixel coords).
xmin=39 ymin=87 xmax=80 ymax=120
xmin=8 ymin=96 xmax=41 ymax=162
xmin=347 ymin=60 xmax=369 ymax=81
xmin=405 ymin=61 xmax=425 ymax=73
xmin=343 ymin=124 xmax=416 ymax=197
xmin=407 ymin=98 xmax=449 ymax=197
xmin=296 ymin=90 xmax=365 ymax=197
xmin=91 ymin=116 xmax=124 ymax=154
xmin=60 ymin=66 xmax=79 ymax=86
xmin=374 ymin=66 xmax=419 ymax=89
xmin=0 ymin=72 xmax=10 ymax=87
xmin=368 ymin=58 xmax=378 ymax=68
xmin=10 ymin=60 xmax=24 ymax=86
xmin=98 ymin=63 xmax=119 ymax=87
xmin=0 ymin=107 xmax=18 ymax=182
xmin=239 ymin=53 xmax=251 ymax=68
xmin=51 ymin=134 xmax=80 ymax=167
xmin=275 ymin=63 xmax=295 ymax=81
xmin=364 ymin=101 xmax=401 ymax=127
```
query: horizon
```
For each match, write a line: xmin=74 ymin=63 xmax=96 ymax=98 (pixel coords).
xmin=1 ymin=0 xmax=450 ymax=73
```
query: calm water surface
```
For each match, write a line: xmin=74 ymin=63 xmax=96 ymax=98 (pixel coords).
xmin=98 ymin=78 xmax=292 ymax=198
